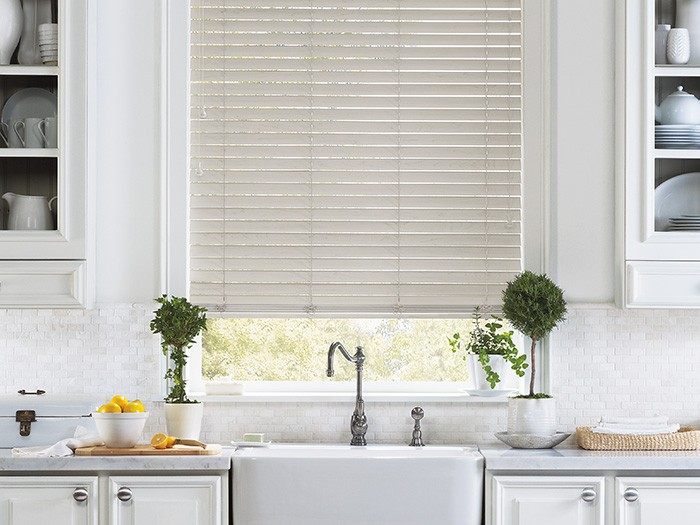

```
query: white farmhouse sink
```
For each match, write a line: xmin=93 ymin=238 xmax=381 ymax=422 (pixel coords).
xmin=231 ymin=444 xmax=483 ymax=525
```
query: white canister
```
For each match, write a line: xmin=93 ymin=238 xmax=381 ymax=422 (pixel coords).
xmin=656 ymin=24 xmax=671 ymax=64
xmin=667 ymin=28 xmax=691 ymax=65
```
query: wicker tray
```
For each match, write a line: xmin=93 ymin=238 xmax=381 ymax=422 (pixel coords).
xmin=576 ymin=426 xmax=700 ymax=451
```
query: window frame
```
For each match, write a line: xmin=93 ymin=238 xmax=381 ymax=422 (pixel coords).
xmin=161 ymin=0 xmax=552 ymax=399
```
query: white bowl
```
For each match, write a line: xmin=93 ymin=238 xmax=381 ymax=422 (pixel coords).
xmin=92 ymin=412 xmax=149 ymax=448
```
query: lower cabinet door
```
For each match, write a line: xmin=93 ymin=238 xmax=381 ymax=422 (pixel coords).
xmin=617 ymin=477 xmax=700 ymax=525
xmin=108 ymin=476 xmax=222 ymax=525
xmin=0 ymin=476 xmax=98 ymax=525
xmin=491 ymin=475 xmax=605 ymax=525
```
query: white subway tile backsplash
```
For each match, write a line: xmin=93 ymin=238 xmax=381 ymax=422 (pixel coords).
xmin=1 ymin=304 xmax=700 ymax=445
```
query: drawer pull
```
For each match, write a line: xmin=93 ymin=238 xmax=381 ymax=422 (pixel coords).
xmin=117 ymin=487 xmax=132 ymax=502
xmin=581 ymin=488 xmax=597 ymax=502
xmin=624 ymin=488 xmax=639 ymax=502
xmin=73 ymin=488 xmax=89 ymax=502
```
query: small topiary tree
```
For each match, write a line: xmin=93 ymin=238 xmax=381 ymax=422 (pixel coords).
xmin=501 ymin=271 xmax=567 ymax=398
xmin=150 ymin=295 xmax=208 ymax=403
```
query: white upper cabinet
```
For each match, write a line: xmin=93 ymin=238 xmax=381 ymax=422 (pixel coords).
xmin=0 ymin=0 xmax=91 ymax=307
xmin=621 ymin=0 xmax=700 ymax=307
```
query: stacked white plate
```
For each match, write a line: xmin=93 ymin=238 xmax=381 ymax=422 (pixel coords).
xmin=655 ymin=124 xmax=700 ymax=149
xmin=655 ymin=172 xmax=700 ymax=230
xmin=669 ymin=214 xmax=700 ymax=230
xmin=38 ymin=23 xmax=58 ymax=66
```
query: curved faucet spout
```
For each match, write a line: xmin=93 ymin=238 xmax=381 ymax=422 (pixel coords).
xmin=326 ymin=341 xmax=368 ymax=446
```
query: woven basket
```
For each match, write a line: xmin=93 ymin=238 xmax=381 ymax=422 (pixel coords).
xmin=576 ymin=426 xmax=700 ymax=451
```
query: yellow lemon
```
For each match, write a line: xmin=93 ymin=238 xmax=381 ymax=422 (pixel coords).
xmin=109 ymin=395 xmax=128 ymax=411
xmin=130 ymin=399 xmax=145 ymax=411
xmin=151 ymin=433 xmax=169 ymax=449
xmin=123 ymin=401 xmax=145 ymax=413
xmin=97 ymin=402 xmax=121 ymax=413
xmin=165 ymin=436 xmax=177 ymax=448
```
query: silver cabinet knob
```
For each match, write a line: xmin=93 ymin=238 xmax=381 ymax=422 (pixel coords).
xmin=623 ymin=488 xmax=639 ymax=502
xmin=581 ymin=488 xmax=597 ymax=502
xmin=116 ymin=487 xmax=133 ymax=502
xmin=72 ymin=488 xmax=89 ymax=502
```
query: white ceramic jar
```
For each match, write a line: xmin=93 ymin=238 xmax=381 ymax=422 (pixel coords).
xmin=0 ymin=0 xmax=22 ymax=65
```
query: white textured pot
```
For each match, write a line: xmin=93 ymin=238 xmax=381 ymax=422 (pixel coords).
xmin=467 ymin=354 xmax=506 ymax=390
xmin=677 ymin=0 xmax=700 ymax=64
xmin=0 ymin=0 xmax=22 ymax=65
xmin=164 ymin=403 xmax=204 ymax=440
xmin=507 ymin=397 xmax=556 ymax=435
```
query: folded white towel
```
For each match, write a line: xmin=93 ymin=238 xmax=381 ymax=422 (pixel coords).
xmin=600 ymin=416 xmax=669 ymax=426
xmin=11 ymin=426 xmax=104 ymax=458
xmin=591 ymin=423 xmax=680 ymax=435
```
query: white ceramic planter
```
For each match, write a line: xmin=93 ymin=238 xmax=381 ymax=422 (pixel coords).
xmin=164 ymin=402 xmax=204 ymax=440
xmin=507 ymin=397 xmax=556 ymax=435
xmin=467 ymin=354 xmax=506 ymax=390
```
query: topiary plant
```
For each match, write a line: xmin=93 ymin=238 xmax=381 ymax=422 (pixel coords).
xmin=448 ymin=307 xmax=528 ymax=389
xmin=501 ymin=271 xmax=567 ymax=398
xmin=150 ymin=295 xmax=208 ymax=403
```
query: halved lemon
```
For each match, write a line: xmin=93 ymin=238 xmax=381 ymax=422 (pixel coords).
xmin=151 ymin=433 xmax=169 ymax=449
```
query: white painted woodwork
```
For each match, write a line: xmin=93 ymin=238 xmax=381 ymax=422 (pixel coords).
xmin=620 ymin=0 xmax=700 ymax=306
xmin=617 ymin=477 xmax=700 ymax=525
xmin=0 ymin=0 xmax=91 ymax=307
xmin=108 ymin=476 xmax=222 ymax=525
xmin=0 ymin=260 xmax=85 ymax=307
xmin=491 ymin=475 xmax=605 ymax=525
xmin=0 ymin=476 xmax=98 ymax=525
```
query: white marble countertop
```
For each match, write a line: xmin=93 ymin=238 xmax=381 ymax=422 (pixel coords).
xmin=0 ymin=447 xmax=233 ymax=472
xmin=480 ymin=446 xmax=700 ymax=471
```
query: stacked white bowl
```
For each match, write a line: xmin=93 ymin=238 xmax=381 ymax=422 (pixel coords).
xmin=38 ymin=23 xmax=58 ymax=65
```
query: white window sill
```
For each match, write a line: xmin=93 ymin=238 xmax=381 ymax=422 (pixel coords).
xmin=192 ymin=392 xmax=510 ymax=403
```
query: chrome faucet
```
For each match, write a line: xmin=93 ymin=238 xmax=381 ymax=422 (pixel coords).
xmin=327 ymin=342 xmax=368 ymax=446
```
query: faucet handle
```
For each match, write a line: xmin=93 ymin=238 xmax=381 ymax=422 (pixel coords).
xmin=409 ymin=407 xmax=425 ymax=447
xmin=411 ymin=406 xmax=424 ymax=421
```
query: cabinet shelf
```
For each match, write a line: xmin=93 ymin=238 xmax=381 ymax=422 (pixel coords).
xmin=0 ymin=149 xmax=58 ymax=158
xmin=0 ymin=65 xmax=58 ymax=77
xmin=654 ymin=149 xmax=700 ymax=159
xmin=655 ymin=65 xmax=700 ymax=77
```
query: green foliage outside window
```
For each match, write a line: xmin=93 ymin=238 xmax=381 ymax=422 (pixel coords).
xmin=202 ymin=318 xmax=472 ymax=382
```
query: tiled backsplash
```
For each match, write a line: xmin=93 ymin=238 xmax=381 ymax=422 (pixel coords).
xmin=1 ymin=304 xmax=699 ymax=445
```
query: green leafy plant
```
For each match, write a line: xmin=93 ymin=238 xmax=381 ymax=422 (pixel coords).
xmin=448 ymin=307 xmax=528 ymax=389
xmin=501 ymin=271 xmax=567 ymax=398
xmin=150 ymin=295 xmax=208 ymax=403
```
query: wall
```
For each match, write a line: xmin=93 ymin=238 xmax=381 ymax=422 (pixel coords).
xmin=2 ymin=0 xmax=699 ymax=447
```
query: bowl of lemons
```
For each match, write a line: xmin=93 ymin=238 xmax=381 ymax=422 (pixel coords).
xmin=92 ymin=395 xmax=148 ymax=448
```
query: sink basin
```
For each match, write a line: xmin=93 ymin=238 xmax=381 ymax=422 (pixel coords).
xmin=231 ymin=444 xmax=484 ymax=525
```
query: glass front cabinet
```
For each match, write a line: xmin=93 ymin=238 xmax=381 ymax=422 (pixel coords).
xmin=0 ymin=0 xmax=89 ymax=307
xmin=620 ymin=0 xmax=700 ymax=307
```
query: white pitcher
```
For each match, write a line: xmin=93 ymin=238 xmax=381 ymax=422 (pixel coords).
xmin=2 ymin=192 xmax=56 ymax=230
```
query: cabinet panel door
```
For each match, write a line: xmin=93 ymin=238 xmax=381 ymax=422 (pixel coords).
xmin=0 ymin=476 xmax=98 ymax=525
xmin=491 ymin=475 xmax=605 ymax=525
xmin=108 ymin=476 xmax=221 ymax=525
xmin=618 ymin=477 xmax=700 ymax=525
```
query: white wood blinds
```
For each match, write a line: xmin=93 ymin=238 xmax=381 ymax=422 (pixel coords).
xmin=189 ymin=0 xmax=522 ymax=317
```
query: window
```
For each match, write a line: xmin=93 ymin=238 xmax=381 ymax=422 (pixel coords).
xmin=187 ymin=0 xmax=523 ymax=390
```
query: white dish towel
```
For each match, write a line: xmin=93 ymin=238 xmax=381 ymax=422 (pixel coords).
xmin=11 ymin=426 xmax=104 ymax=457
xmin=591 ymin=416 xmax=680 ymax=435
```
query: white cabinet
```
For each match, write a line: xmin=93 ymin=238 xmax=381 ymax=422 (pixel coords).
xmin=619 ymin=0 xmax=700 ymax=307
xmin=490 ymin=475 xmax=605 ymax=525
xmin=0 ymin=0 xmax=91 ymax=307
xmin=617 ymin=477 xmax=700 ymax=525
xmin=107 ymin=476 xmax=222 ymax=525
xmin=0 ymin=476 xmax=98 ymax=525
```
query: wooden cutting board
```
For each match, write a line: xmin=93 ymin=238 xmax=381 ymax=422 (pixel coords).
xmin=75 ymin=444 xmax=222 ymax=456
